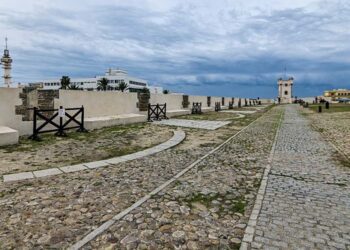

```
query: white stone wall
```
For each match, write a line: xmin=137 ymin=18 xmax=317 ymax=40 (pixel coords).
xmin=149 ymin=93 xmax=183 ymax=110
xmin=0 ymin=88 xmax=267 ymax=139
xmin=0 ymin=88 xmax=23 ymax=130
xmin=188 ymin=95 xmax=208 ymax=107
xmin=211 ymin=96 xmax=224 ymax=107
xmin=54 ymin=90 xmax=140 ymax=118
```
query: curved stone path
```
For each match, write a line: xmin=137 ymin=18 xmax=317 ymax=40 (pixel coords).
xmin=2 ymin=130 xmax=186 ymax=183
xmin=242 ymin=105 xmax=350 ymax=250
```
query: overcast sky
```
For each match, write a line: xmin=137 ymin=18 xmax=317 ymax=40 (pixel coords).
xmin=1 ymin=0 xmax=349 ymax=97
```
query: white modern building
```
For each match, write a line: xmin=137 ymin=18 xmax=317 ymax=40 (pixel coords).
xmin=35 ymin=68 xmax=149 ymax=92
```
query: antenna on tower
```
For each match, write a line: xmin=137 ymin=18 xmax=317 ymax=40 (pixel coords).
xmin=5 ymin=37 xmax=8 ymax=50
xmin=284 ymin=66 xmax=287 ymax=79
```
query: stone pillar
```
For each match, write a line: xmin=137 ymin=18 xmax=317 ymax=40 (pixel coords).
xmin=207 ymin=96 xmax=211 ymax=107
xmin=182 ymin=95 xmax=189 ymax=108
xmin=138 ymin=92 xmax=150 ymax=111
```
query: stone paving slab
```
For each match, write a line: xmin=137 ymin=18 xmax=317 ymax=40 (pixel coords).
xmin=2 ymin=130 xmax=186 ymax=183
xmin=222 ymin=110 xmax=257 ymax=114
xmin=2 ymin=171 xmax=34 ymax=182
xmin=153 ymin=119 xmax=231 ymax=130
xmin=33 ymin=168 xmax=63 ymax=178
xmin=219 ymin=112 xmax=246 ymax=118
xmin=60 ymin=164 xmax=88 ymax=172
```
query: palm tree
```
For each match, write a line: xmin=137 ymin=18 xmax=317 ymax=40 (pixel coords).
xmin=97 ymin=77 xmax=109 ymax=91
xmin=117 ymin=81 xmax=129 ymax=92
xmin=60 ymin=76 xmax=70 ymax=90
xmin=69 ymin=83 xmax=81 ymax=90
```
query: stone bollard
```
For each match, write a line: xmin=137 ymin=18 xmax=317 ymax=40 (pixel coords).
xmin=318 ymin=105 xmax=322 ymax=113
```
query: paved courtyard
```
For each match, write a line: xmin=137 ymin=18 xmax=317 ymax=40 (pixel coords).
xmin=246 ymin=105 xmax=350 ymax=249
xmin=1 ymin=104 xmax=349 ymax=249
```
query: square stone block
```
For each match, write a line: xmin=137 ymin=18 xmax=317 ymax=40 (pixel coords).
xmin=3 ymin=171 xmax=34 ymax=182
xmin=33 ymin=168 xmax=63 ymax=178
xmin=0 ymin=126 xmax=19 ymax=146
xmin=84 ymin=161 xmax=109 ymax=169
xmin=60 ymin=164 xmax=88 ymax=173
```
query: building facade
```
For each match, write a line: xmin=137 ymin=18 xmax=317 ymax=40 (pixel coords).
xmin=324 ymin=89 xmax=350 ymax=101
xmin=35 ymin=69 xmax=148 ymax=92
xmin=1 ymin=38 xmax=12 ymax=88
xmin=277 ymin=77 xmax=293 ymax=104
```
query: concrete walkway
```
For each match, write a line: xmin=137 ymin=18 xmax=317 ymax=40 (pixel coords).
xmin=243 ymin=105 xmax=350 ymax=249
xmin=153 ymin=119 xmax=231 ymax=130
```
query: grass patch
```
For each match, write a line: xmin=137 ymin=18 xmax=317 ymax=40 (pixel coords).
xmin=185 ymin=193 xmax=220 ymax=208
xmin=0 ymin=123 xmax=147 ymax=153
xmin=308 ymin=103 xmax=350 ymax=113
xmin=231 ymin=199 xmax=245 ymax=213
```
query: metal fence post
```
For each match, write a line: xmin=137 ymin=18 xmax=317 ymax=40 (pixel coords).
xmin=33 ymin=107 xmax=37 ymax=140
xmin=58 ymin=106 xmax=64 ymax=136
xmin=80 ymin=105 xmax=85 ymax=131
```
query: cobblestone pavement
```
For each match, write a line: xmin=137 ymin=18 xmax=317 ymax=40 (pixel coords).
xmin=0 ymin=107 xmax=269 ymax=249
xmin=249 ymin=105 xmax=350 ymax=250
xmin=84 ymin=107 xmax=282 ymax=249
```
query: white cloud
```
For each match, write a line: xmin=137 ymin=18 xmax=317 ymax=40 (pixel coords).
xmin=0 ymin=0 xmax=349 ymax=97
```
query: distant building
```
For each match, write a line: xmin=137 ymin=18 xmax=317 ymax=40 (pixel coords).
xmin=33 ymin=69 xmax=149 ymax=92
xmin=0 ymin=38 xmax=12 ymax=87
xmin=324 ymin=89 xmax=350 ymax=101
xmin=277 ymin=77 xmax=294 ymax=104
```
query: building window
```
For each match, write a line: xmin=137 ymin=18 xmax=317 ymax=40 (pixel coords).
xmin=285 ymin=84 xmax=288 ymax=87
xmin=284 ymin=91 xmax=288 ymax=95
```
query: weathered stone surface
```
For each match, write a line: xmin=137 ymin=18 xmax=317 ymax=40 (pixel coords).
xmin=248 ymin=105 xmax=350 ymax=249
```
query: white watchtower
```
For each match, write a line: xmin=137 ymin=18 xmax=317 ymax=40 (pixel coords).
xmin=277 ymin=77 xmax=293 ymax=104
xmin=1 ymin=38 xmax=13 ymax=87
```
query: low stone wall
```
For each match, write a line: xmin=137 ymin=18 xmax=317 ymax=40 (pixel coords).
xmin=0 ymin=87 xmax=269 ymax=140
xmin=188 ymin=95 xmax=208 ymax=107
xmin=0 ymin=88 xmax=24 ymax=131
xmin=149 ymin=93 xmax=183 ymax=110
xmin=54 ymin=90 xmax=139 ymax=118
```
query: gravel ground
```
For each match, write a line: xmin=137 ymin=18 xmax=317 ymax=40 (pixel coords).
xmin=302 ymin=107 xmax=350 ymax=158
xmin=0 ymin=107 xmax=272 ymax=249
xmin=0 ymin=123 xmax=173 ymax=175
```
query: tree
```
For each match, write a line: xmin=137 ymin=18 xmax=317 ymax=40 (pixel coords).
xmin=69 ymin=83 xmax=81 ymax=90
xmin=163 ymin=89 xmax=169 ymax=94
xmin=117 ymin=81 xmax=129 ymax=92
xmin=97 ymin=77 xmax=109 ymax=91
xmin=60 ymin=76 xmax=70 ymax=90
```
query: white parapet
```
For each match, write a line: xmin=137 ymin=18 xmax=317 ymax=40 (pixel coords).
xmin=84 ymin=113 xmax=147 ymax=130
xmin=0 ymin=126 xmax=19 ymax=146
